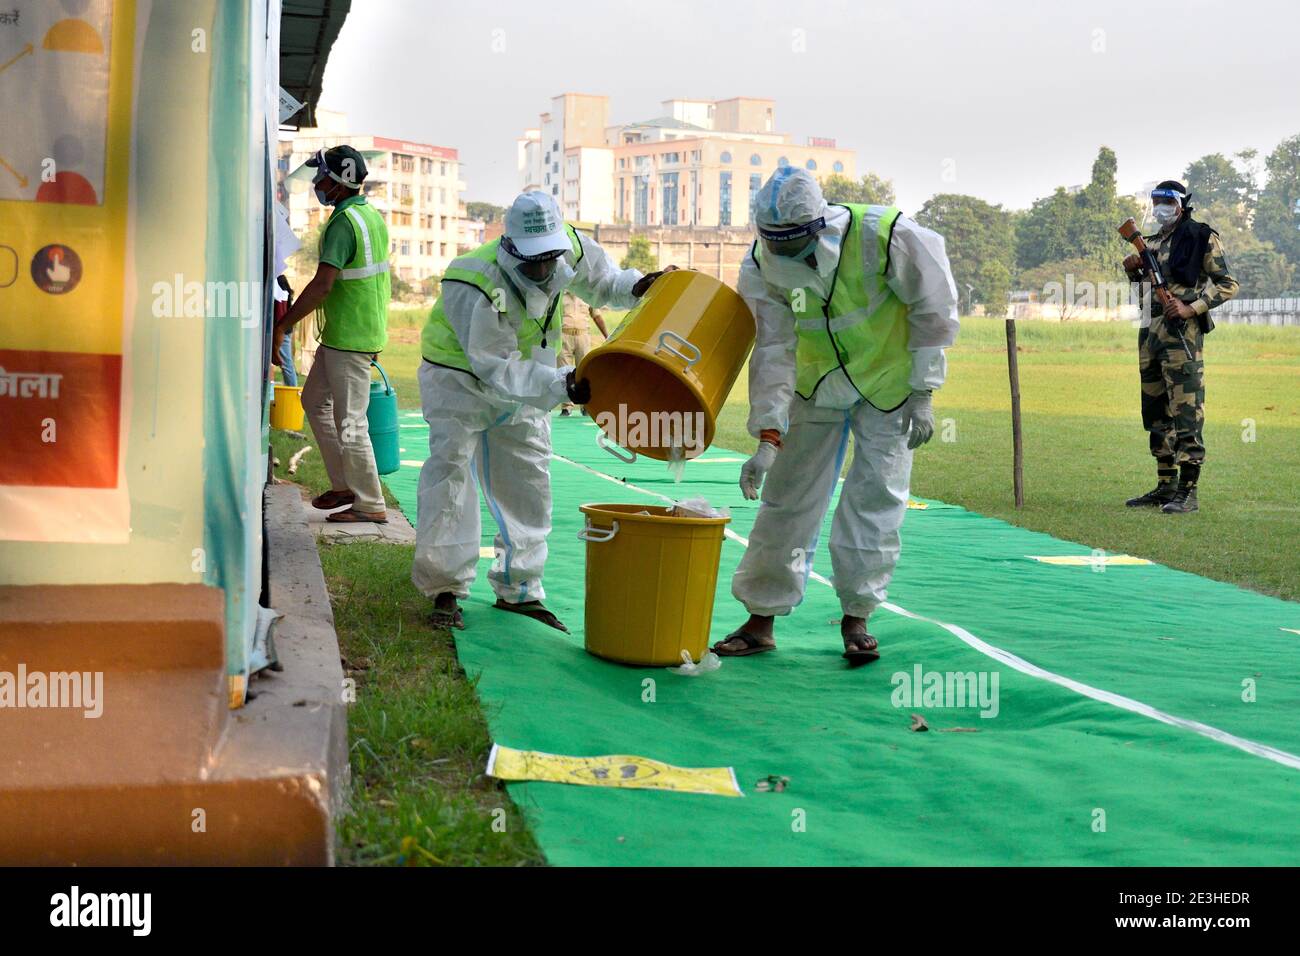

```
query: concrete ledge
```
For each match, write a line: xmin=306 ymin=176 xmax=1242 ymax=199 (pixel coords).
xmin=241 ymin=483 xmax=351 ymax=838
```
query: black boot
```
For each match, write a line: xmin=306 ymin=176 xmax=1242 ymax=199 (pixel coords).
xmin=1161 ymin=463 xmax=1200 ymax=514
xmin=1126 ymin=482 xmax=1177 ymax=507
xmin=1161 ymin=483 xmax=1198 ymax=514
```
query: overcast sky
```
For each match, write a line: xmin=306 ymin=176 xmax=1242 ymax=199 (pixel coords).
xmin=318 ymin=0 xmax=1299 ymax=214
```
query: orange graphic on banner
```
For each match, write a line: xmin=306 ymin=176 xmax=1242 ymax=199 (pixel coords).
xmin=0 ymin=350 xmax=122 ymax=488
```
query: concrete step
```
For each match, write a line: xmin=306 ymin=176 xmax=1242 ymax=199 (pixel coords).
xmin=0 ymin=583 xmax=228 ymax=786
xmin=0 ymin=489 xmax=348 ymax=864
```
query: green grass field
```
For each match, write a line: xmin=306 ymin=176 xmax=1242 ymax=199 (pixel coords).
xmin=276 ymin=312 xmax=1299 ymax=864
xmin=711 ymin=318 xmax=1300 ymax=601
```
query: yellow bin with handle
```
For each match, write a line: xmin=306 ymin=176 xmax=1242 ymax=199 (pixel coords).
xmin=578 ymin=503 xmax=730 ymax=666
xmin=269 ymin=384 xmax=305 ymax=431
xmin=577 ymin=269 xmax=754 ymax=462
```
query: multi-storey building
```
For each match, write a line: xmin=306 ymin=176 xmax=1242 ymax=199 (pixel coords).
xmin=278 ymin=109 xmax=465 ymax=283
xmin=518 ymin=96 xmax=856 ymax=228
xmin=517 ymin=93 xmax=615 ymax=223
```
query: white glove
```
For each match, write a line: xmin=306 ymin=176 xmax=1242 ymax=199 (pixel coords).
xmin=903 ymin=390 xmax=935 ymax=450
xmin=739 ymin=441 xmax=779 ymax=500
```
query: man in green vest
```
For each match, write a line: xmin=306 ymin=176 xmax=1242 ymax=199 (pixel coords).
xmin=413 ymin=190 xmax=666 ymax=631
xmin=712 ymin=168 xmax=959 ymax=666
xmin=274 ymin=145 xmax=390 ymax=523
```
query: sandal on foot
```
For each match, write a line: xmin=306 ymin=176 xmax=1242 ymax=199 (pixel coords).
xmin=312 ymin=489 xmax=355 ymax=510
xmin=841 ymin=632 xmax=880 ymax=667
xmin=711 ymin=629 xmax=776 ymax=657
xmin=326 ymin=507 xmax=388 ymax=524
xmin=493 ymin=599 xmax=569 ymax=633
xmin=430 ymin=605 xmax=465 ymax=630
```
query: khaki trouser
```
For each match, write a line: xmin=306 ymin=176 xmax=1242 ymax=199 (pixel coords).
xmin=559 ymin=325 xmax=592 ymax=411
xmin=302 ymin=345 xmax=385 ymax=513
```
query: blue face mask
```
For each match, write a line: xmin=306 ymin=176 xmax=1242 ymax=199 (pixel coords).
xmin=314 ymin=181 xmax=334 ymax=206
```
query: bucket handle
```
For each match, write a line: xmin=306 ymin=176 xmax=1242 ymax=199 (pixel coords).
xmin=371 ymin=359 xmax=393 ymax=395
xmin=577 ymin=519 xmax=619 ymax=543
xmin=655 ymin=330 xmax=701 ymax=368
xmin=597 ymin=430 xmax=637 ymax=464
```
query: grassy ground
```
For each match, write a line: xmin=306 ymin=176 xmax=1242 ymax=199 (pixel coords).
xmin=324 ymin=541 xmax=542 ymax=866
xmin=711 ymin=318 xmax=1300 ymax=601
xmin=267 ymin=430 xmax=539 ymax=866
xmin=279 ymin=312 xmax=1299 ymax=864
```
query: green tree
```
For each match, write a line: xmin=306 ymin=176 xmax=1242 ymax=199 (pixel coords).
xmin=621 ymin=234 xmax=658 ymax=273
xmin=820 ymin=172 xmax=896 ymax=206
xmin=1234 ymin=247 xmax=1296 ymax=298
xmin=465 ymin=200 xmax=507 ymax=223
xmin=1016 ymin=187 xmax=1075 ymax=270
xmin=1253 ymin=133 xmax=1300 ymax=268
xmin=390 ymin=274 xmax=416 ymax=302
xmin=1075 ymin=146 xmax=1138 ymax=267
xmin=1183 ymin=153 xmax=1250 ymax=210
xmin=979 ymin=259 xmax=1011 ymax=317
xmin=1016 ymin=147 xmax=1137 ymax=272
xmin=1018 ymin=257 xmax=1125 ymax=322
xmin=1197 ymin=198 xmax=1295 ymax=296
xmin=913 ymin=193 xmax=1015 ymax=309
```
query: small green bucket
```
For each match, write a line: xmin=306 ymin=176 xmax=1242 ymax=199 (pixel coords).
xmin=368 ymin=360 xmax=400 ymax=476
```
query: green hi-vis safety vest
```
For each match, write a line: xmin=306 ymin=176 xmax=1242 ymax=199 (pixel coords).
xmin=319 ymin=196 xmax=391 ymax=353
xmin=755 ymin=203 xmax=912 ymax=410
xmin=421 ymin=225 xmax=584 ymax=373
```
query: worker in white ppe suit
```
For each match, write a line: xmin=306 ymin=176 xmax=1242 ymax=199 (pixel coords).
xmin=413 ymin=190 xmax=669 ymax=631
xmin=713 ymin=167 xmax=959 ymax=666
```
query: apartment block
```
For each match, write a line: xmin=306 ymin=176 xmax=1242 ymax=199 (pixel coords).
xmin=519 ymin=96 xmax=856 ymax=228
xmin=279 ymin=109 xmax=466 ymax=283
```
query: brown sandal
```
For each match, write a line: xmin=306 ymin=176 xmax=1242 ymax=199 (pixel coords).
xmin=492 ymin=599 xmax=569 ymax=633
xmin=312 ymin=489 xmax=355 ymax=510
xmin=841 ymin=632 xmax=880 ymax=667
xmin=326 ymin=507 xmax=387 ymax=524
xmin=711 ymin=629 xmax=776 ymax=657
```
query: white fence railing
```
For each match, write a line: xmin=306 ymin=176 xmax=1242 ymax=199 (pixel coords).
xmin=1215 ymin=298 xmax=1300 ymax=327
xmin=1001 ymin=296 xmax=1300 ymax=326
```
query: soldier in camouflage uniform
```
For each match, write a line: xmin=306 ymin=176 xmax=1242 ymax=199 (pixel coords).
xmin=1124 ymin=181 xmax=1238 ymax=514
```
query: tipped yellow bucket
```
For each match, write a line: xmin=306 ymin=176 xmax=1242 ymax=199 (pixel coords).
xmin=578 ymin=503 xmax=730 ymax=666
xmin=270 ymin=384 xmax=305 ymax=431
xmin=577 ymin=270 xmax=754 ymax=461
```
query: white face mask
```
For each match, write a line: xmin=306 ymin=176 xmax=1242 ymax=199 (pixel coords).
xmin=1153 ymin=203 xmax=1180 ymax=226
xmin=497 ymin=247 xmax=575 ymax=318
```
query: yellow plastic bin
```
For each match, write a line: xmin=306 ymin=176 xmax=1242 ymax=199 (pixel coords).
xmin=577 ymin=270 xmax=754 ymax=461
xmin=270 ymin=384 xmax=305 ymax=431
xmin=578 ymin=503 xmax=730 ymax=666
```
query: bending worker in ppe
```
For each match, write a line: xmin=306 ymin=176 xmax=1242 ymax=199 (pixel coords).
xmin=714 ymin=168 xmax=959 ymax=665
xmin=413 ymin=190 xmax=668 ymax=631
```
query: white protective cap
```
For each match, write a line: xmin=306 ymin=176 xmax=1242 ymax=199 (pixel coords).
xmin=503 ymin=190 xmax=572 ymax=259
xmin=754 ymin=166 xmax=828 ymax=233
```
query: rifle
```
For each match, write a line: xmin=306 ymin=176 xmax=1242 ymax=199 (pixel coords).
xmin=1118 ymin=217 xmax=1192 ymax=354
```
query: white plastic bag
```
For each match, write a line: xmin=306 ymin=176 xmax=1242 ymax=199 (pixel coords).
xmin=671 ymin=496 xmax=730 ymax=519
xmin=668 ymin=649 xmax=722 ymax=676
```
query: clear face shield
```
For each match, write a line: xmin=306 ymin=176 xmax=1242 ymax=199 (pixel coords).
xmin=311 ymin=150 xmax=337 ymax=205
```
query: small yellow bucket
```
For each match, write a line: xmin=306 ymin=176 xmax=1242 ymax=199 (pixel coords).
xmin=577 ymin=270 xmax=754 ymax=461
xmin=578 ymin=503 xmax=730 ymax=666
xmin=270 ymin=384 xmax=305 ymax=431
